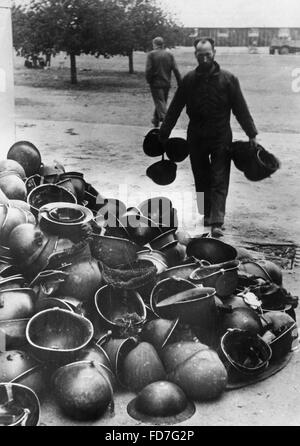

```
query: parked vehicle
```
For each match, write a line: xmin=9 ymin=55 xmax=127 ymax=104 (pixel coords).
xmin=269 ymin=37 xmax=300 ymax=54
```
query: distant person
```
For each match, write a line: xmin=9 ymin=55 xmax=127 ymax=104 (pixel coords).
xmin=145 ymin=36 xmax=181 ymax=128
xmin=24 ymin=56 xmax=33 ymax=69
xmin=159 ymin=37 xmax=258 ymax=238
xmin=31 ymin=53 xmax=39 ymax=68
xmin=45 ymin=48 xmax=56 ymax=67
xmin=38 ymin=56 xmax=46 ymax=68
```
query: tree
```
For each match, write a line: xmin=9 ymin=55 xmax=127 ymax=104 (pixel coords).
xmin=12 ymin=4 xmax=45 ymax=58
xmin=115 ymin=0 xmax=183 ymax=74
xmin=12 ymin=0 xmax=183 ymax=81
xmin=12 ymin=0 xmax=123 ymax=84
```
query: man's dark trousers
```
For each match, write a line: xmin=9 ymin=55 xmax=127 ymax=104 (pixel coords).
xmin=150 ymin=86 xmax=169 ymax=125
xmin=188 ymin=132 xmax=231 ymax=226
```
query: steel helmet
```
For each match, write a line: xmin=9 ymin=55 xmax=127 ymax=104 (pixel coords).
xmin=0 ymin=171 xmax=27 ymax=201
xmin=186 ymin=237 xmax=237 ymax=264
xmin=0 ymin=383 xmax=40 ymax=426
xmin=245 ymin=144 xmax=280 ymax=181
xmin=38 ymin=202 xmax=94 ymax=239
xmin=121 ymin=342 xmax=166 ymax=392
xmin=0 ymin=159 xmax=26 ymax=179
xmin=230 ymin=140 xmax=280 ymax=181
xmin=220 ymin=329 xmax=272 ymax=379
xmin=7 ymin=141 xmax=42 ymax=177
xmin=127 ymin=381 xmax=195 ymax=424
xmin=219 ymin=306 xmax=263 ymax=336
xmin=52 ymin=361 xmax=114 ymax=421
xmin=146 ymin=158 xmax=177 ymax=185
xmin=26 ymin=308 xmax=94 ymax=363
xmin=143 ymin=129 xmax=165 ymax=157
xmin=39 ymin=160 xmax=65 ymax=179
xmin=230 ymin=140 xmax=253 ymax=172
xmin=165 ymin=137 xmax=189 ymax=163
xmin=27 ymin=184 xmax=77 ymax=216
xmin=257 ymin=260 xmax=283 ymax=286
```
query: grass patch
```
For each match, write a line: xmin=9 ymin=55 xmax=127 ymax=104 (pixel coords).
xmin=14 ymin=67 xmax=146 ymax=92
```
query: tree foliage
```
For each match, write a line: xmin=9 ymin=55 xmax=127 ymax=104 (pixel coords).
xmin=119 ymin=0 xmax=182 ymax=50
xmin=11 ymin=0 xmax=183 ymax=82
xmin=115 ymin=0 xmax=183 ymax=73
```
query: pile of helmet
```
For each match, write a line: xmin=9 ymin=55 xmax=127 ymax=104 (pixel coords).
xmin=0 ymin=140 xmax=298 ymax=426
xmin=0 ymin=140 xmax=108 ymax=425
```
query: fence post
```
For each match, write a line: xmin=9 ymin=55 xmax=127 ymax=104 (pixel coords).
xmin=0 ymin=329 xmax=6 ymax=352
xmin=0 ymin=0 xmax=15 ymax=158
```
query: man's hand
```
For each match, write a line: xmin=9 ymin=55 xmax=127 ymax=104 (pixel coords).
xmin=249 ymin=137 xmax=258 ymax=148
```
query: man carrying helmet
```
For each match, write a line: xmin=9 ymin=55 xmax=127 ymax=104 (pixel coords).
xmin=159 ymin=38 xmax=258 ymax=238
xmin=145 ymin=36 xmax=182 ymax=128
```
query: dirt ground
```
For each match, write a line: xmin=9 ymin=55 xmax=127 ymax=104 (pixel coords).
xmin=10 ymin=47 xmax=300 ymax=426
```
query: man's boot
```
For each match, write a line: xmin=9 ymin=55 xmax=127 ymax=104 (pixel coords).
xmin=211 ymin=223 xmax=224 ymax=238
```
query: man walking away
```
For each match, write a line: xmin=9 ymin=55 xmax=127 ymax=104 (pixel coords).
xmin=159 ymin=37 xmax=258 ymax=238
xmin=146 ymin=36 xmax=182 ymax=128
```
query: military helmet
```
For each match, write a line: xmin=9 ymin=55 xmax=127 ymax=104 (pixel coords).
xmin=7 ymin=141 xmax=42 ymax=178
xmin=146 ymin=159 xmax=177 ymax=185
xmin=165 ymin=137 xmax=189 ymax=163
xmin=143 ymin=129 xmax=165 ymax=157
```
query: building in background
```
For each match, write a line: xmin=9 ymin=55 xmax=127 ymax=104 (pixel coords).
xmin=182 ymin=27 xmax=300 ymax=49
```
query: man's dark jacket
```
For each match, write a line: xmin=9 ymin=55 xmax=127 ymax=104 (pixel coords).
xmin=160 ymin=62 xmax=257 ymax=144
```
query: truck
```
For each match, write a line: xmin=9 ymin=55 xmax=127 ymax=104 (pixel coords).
xmin=269 ymin=36 xmax=300 ymax=54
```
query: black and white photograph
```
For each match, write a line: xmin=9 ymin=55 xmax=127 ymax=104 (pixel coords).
xmin=0 ymin=0 xmax=299 ymax=428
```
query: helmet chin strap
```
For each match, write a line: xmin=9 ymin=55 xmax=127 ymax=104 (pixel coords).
xmin=92 ymin=361 xmax=115 ymax=416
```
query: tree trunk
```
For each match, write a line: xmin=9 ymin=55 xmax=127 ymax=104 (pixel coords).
xmin=70 ymin=53 xmax=77 ymax=84
xmin=128 ymin=50 xmax=134 ymax=74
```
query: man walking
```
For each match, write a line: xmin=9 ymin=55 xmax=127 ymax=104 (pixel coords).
xmin=159 ymin=38 xmax=258 ymax=238
xmin=146 ymin=36 xmax=182 ymax=128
